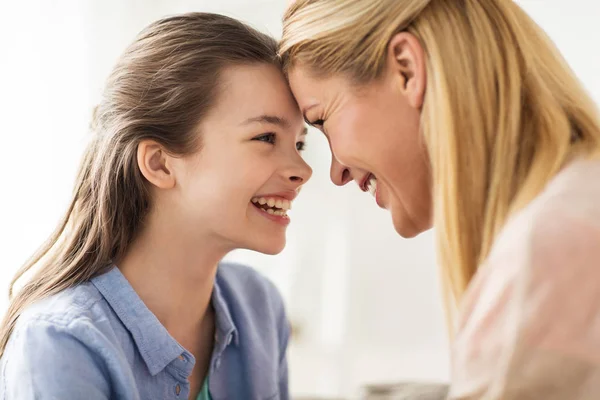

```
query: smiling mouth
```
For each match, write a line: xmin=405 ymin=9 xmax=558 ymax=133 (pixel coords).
xmin=251 ymin=196 xmax=292 ymax=217
xmin=363 ymin=174 xmax=378 ymax=198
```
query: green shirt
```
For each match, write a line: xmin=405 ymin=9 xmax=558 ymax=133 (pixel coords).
xmin=196 ymin=378 xmax=211 ymax=400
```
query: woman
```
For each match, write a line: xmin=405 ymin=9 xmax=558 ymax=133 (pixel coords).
xmin=279 ymin=0 xmax=600 ymax=398
xmin=0 ymin=12 xmax=311 ymax=400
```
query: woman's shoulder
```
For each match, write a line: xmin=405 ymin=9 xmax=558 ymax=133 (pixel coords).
xmin=536 ymin=157 xmax=600 ymax=222
xmin=491 ymin=157 xmax=600 ymax=263
xmin=454 ymin=159 xmax=600 ymax=396
xmin=466 ymin=157 xmax=600 ymax=312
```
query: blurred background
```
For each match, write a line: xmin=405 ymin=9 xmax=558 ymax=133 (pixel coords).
xmin=0 ymin=1 xmax=598 ymax=398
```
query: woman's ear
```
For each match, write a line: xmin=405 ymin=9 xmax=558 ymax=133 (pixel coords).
xmin=386 ymin=31 xmax=426 ymax=109
xmin=137 ymin=140 xmax=176 ymax=189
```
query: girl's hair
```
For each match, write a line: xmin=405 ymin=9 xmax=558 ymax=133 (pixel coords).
xmin=279 ymin=0 xmax=600 ymax=326
xmin=0 ymin=12 xmax=280 ymax=356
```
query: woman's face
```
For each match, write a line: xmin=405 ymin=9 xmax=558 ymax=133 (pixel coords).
xmin=168 ymin=63 xmax=312 ymax=255
xmin=287 ymin=33 xmax=432 ymax=238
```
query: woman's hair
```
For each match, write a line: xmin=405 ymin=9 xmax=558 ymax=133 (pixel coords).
xmin=0 ymin=12 xmax=279 ymax=356
xmin=280 ymin=0 xmax=600 ymax=325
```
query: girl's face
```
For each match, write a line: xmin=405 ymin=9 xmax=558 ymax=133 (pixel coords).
xmin=168 ymin=63 xmax=312 ymax=255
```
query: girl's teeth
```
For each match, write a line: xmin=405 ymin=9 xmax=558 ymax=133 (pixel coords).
xmin=266 ymin=208 xmax=275 ymax=215
xmin=252 ymin=197 xmax=292 ymax=212
xmin=251 ymin=197 xmax=292 ymax=211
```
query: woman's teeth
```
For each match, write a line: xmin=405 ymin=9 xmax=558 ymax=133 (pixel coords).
xmin=366 ymin=176 xmax=377 ymax=197
xmin=251 ymin=197 xmax=292 ymax=217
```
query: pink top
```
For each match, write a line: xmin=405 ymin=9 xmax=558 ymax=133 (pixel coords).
xmin=450 ymin=158 xmax=600 ymax=399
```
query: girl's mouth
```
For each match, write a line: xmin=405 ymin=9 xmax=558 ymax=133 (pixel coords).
xmin=251 ymin=196 xmax=292 ymax=224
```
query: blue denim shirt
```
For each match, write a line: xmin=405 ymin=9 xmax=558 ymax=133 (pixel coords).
xmin=0 ymin=263 xmax=290 ymax=400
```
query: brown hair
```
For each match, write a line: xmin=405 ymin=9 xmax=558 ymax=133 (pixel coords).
xmin=0 ymin=12 xmax=280 ymax=356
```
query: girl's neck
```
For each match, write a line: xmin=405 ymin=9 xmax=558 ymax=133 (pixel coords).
xmin=117 ymin=211 xmax=230 ymax=338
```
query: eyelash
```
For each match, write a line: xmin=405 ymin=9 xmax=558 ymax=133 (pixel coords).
xmin=254 ymin=133 xmax=306 ymax=152
xmin=255 ymin=132 xmax=276 ymax=144
xmin=306 ymin=118 xmax=326 ymax=136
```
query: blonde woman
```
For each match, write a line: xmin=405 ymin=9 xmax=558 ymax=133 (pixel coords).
xmin=0 ymin=13 xmax=311 ymax=400
xmin=279 ymin=0 xmax=600 ymax=398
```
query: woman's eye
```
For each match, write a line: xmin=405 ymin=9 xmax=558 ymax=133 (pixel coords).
xmin=312 ymin=119 xmax=325 ymax=127
xmin=296 ymin=141 xmax=306 ymax=151
xmin=254 ymin=133 xmax=276 ymax=144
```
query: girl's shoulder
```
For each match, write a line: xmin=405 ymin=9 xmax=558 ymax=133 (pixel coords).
xmin=217 ymin=262 xmax=283 ymax=301
xmin=215 ymin=261 xmax=289 ymax=337
xmin=1 ymin=282 xmax=116 ymax=398
xmin=14 ymin=281 xmax=107 ymax=334
xmin=216 ymin=262 xmax=287 ymax=319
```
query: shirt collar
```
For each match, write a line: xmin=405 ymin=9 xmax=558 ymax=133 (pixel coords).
xmin=212 ymin=268 xmax=239 ymax=348
xmin=91 ymin=267 xmax=186 ymax=376
xmin=91 ymin=266 xmax=239 ymax=376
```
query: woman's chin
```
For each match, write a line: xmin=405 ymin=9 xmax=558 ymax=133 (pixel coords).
xmin=391 ymin=210 xmax=428 ymax=239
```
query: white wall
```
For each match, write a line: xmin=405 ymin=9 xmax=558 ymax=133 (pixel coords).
xmin=0 ymin=1 xmax=598 ymax=399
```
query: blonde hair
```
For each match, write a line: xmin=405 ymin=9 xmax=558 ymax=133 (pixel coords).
xmin=280 ymin=0 xmax=600 ymax=325
xmin=0 ymin=12 xmax=280 ymax=357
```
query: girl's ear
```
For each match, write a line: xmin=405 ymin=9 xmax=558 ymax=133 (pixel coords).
xmin=137 ymin=140 xmax=176 ymax=189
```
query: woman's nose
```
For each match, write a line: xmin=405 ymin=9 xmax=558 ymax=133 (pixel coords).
xmin=330 ymin=154 xmax=352 ymax=186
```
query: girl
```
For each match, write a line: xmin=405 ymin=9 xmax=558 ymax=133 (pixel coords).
xmin=0 ymin=12 xmax=311 ymax=400
xmin=280 ymin=0 xmax=600 ymax=398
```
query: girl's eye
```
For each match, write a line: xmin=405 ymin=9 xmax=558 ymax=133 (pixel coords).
xmin=296 ymin=141 xmax=306 ymax=152
xmin=254 ymin=133 xmax=276 ymax=144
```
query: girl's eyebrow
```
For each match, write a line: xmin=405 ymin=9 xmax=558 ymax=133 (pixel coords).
xmin=241 ymin=114 xmax=289 ymax=129
xmin=243 ymin=114 xmax=307 ymax=136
